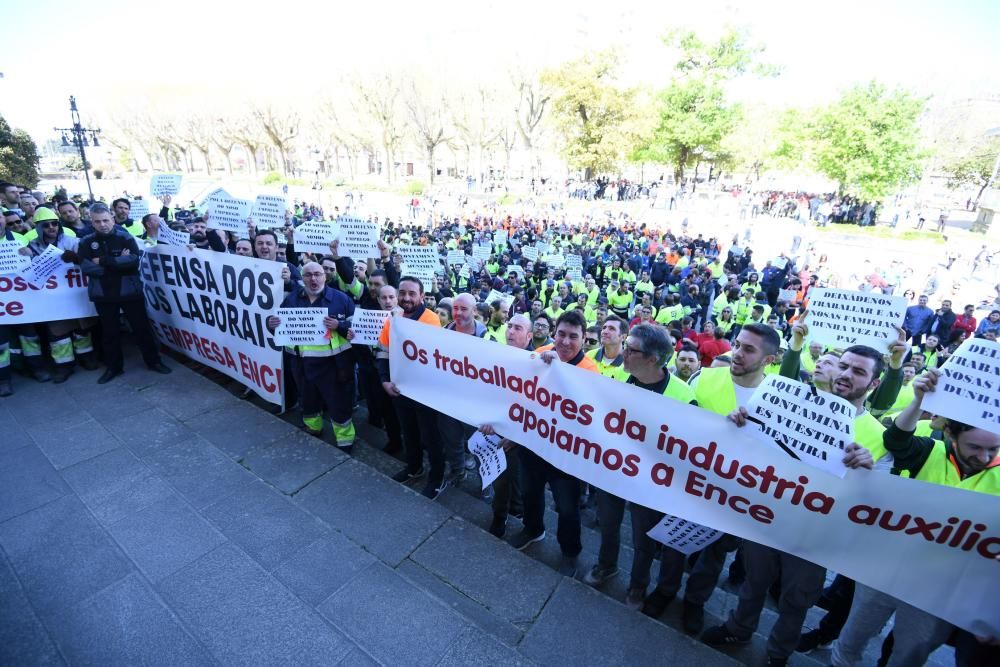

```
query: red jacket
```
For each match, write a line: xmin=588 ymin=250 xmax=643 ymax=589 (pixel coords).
xmin=698 ymin=337 xmax=732 ymax=367
xmin=952 ymin=314 xmax=977 ymax=339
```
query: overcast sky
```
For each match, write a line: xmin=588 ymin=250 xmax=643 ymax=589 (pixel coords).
xmin=3 ymin=0 xmax=998 ymax=142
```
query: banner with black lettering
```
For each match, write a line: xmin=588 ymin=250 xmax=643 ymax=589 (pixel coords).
xmin=140 ymin=246 xmax=284 ymax=404
xmin=390 ymin=317 xmax=999 ymax=635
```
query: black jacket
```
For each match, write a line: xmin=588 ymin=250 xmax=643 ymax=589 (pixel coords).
xmin=78 ymin=227 xmax=144 ymax=302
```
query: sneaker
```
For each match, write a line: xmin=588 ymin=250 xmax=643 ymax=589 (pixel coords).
xmin=796 ymin=629 xmax=833 ymax=653
xmin=391 ymin=467 xmax=425 ymax=483
xmin=481 ymin=484 xmax=494 ymax=502
xmin=489 ymin=514 xmax=507 ymax=539
xmin=583 ymin=564 xmax=619 ymax=587
xmin=641 ymin=588 xmax=675 ymax=619
xmin=558 ymin=555 xmax=579 ymax=578
xmin=446 ymin=466 xmax=467 ymax=486
xmin=0 ymin=381 xmax=12 ymax=397
xmin=509 ymin=528 xmax=546 ymax=550
xmin=701 ymin=624 xmax=751 ymax=646
xmin=682 ymin=601 xmax=704 ymax=635
xmin=421 ymin=477 xmax=449 ymax=500
xmin=463 ymin=453 xmax=478 ymax=470
xmin=624 ymin=587 xmax=646 ymax=611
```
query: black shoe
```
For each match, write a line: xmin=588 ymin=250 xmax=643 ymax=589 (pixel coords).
xmin=97 ymin=369 xmax=123 ymax=384
xmin=148 ymin=362 xmax=172 ymax=374
xmin=77 ymin=353 xmax=99 ymax=371
xmin=682 ymin=601 xmax=704 ymax=635
xmin=392 ymin=466 xmax=425 ymax=483
xmin=766 ymin=657 xmax=788 ymax=667
xmin=558 ymin=555 xmax=579 ymax=578
xmin=701 ymin=624 xmax=751 ymax=646
xmin=641 ymin=588 xmax=675 ymax=619
xmin=796 ymin=629 xmax=833 ymax=653
xmin=32 ymin=369 xmax=51 ymax=383
xmin=52 ymin=366 xmax=74 ymax=384
xmin=489 ymin=514 xmax=507 ymax=539
xmin=0 ymin=381 xmax=11 ymax=397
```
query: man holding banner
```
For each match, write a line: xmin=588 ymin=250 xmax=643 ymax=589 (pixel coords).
xmin=832 ymin=367 xmax=1000 ymax=666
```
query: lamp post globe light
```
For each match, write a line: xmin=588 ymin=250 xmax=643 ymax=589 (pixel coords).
xmin=54 ymin=96 xmax=101 ymax=202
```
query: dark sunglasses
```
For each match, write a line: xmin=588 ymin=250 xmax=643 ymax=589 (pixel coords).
xmin=39 ymin=221 xmax=60 ymax=228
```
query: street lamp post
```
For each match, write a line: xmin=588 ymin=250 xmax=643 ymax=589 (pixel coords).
xmin=54 ymin=96 xmax=101 ymax=202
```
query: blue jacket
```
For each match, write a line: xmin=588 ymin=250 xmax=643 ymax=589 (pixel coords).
xmin=902 ymin=305 xmax=934 ymax=336
xmin=279 ymin=285 xmax=355 ymax=335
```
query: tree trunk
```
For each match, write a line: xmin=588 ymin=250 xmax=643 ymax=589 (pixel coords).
xmin=223 ymin=151 xmax=233 ymax=175
xmin=974 ymin=180 xmax=989 ymax=207
xmin=383 ymin=144 xmax=393 ymax=184
xmin=199 ymin=148 xmax=212 ymax=173
xmin=427 ymin=145 xmax=436 ymax=184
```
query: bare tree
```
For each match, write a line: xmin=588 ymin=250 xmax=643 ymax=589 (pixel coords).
xmin=351 ymin=71 xmax=406 ymax=184
xmin=211 ymin=130 xmax=236 ymax=175
xmin=403 ymin=78 xmax=450 ymax=184
xmin=221 ymin=115 xmax=265 ymax=174
xmin=182 ymin=115 xmax=214 ymax=173
xmin=513 ymin=74 xmax=550 ymax=175
xmin=451 ymin=86 xmax=505 ymax=183
xmin=252 ymin=106 xmax=299 ymax=175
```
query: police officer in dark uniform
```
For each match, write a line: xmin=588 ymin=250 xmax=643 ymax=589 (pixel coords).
xmin=78 ymin=202 xmax=170 ymax=384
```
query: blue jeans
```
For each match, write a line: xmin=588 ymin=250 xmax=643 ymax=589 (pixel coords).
xmin=519 ymin=448 xmax=582 ymax=556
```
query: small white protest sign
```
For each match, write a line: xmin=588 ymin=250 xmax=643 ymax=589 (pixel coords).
xmin=778 ymin=288 xmax=797 ymax=304
xmin=467 ymin=431 xmax=506 ymax=489
xmin=293 ymin=221 xmax=338 ymax=255
xmin=447 ymin=250 xmax=467 ymax=266
xmin=746 ymin=375 xmax=856 ymax=477
xmin=150 ymin=174 xmax=182 ymax=198
xmin=128 ymin=199 xmax=150 ymax=222
xmin=521 ymin=246 xmax=538 ymax=262
xmin=564 ymin=254 xmax=582 ymax=271
xmin=397 ymin=246 xmax=441 ymax=283
xmin=494 ymin=229 xmax=508 ymax=247
xmin=273 ymin=307 xmax=328 ymax=346
xmin=21 ymin=244 xmax=66 ymax=288
xmin=566 ymin=268 xmax=582 ymax=282
xmin=351 ymin=308 xmax=391 ymax=347
xmin=772 ymin=256 xmax=788 ymax=270
xmin=472 ymin=245 xmax=491 ymax=262
xmin=155 ymin=224 xmax=190 ymax=247
xmin=922 ymin=338 xmax=1000 ymax=434
xmin=0 ymin=241 xmax=30 ymax=275
xmin=542 ymin=254 xmax=565 ymax=268
xmin=198 ymin=186 xmax=231 ymax=211
xmin=206 ymin=194 xmax=252 ymax=234
xmin=647 ymin=515 xmax=723 ymax=555
xmin=485 ymin=289 xmax=515 ymax=312
xmin=336 ymin=215 xmax=379 ymax=259
xmin=505 ymin=264 xmax=524 ymax=278
xmin=459 ymin=265 xmax=471 ymax=279
xmin=252 ymin=194 xmax=288 ymax=230
xmin=805 ymin=288 xmax=907 ymax=352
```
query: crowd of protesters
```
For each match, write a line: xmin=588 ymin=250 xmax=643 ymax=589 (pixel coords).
xmin=1 ymin=177 xmax=998 ymax=666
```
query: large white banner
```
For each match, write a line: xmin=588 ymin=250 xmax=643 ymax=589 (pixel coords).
xmin=390 ymin=317 xmax=999 ymax=635
xmin=139 ymin=246 xmax=284 ymax=404
xmin=0 ymin=265 xmax=96 ymax=323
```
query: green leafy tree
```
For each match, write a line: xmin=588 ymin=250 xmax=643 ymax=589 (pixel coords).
xmin=633 ymin=27 xmax=777 ymax=183
xmin=541 ymin=50 xmax=639 ymax=180
xmin=0 ymin=115 xmax=40 ymax=187
xmin=940 ymin=137 xmax=1000 ymax=206
xmin=810 ymin=82 xmax=926 ymax=201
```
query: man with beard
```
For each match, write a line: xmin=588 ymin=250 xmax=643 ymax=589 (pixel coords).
xmin=185 ymin=216 xmax=227 ymax=252
xmin=267 ymin=262 xmax=356 ymax=453
xmin=832 ymin=368 xmax=1000 ymax=666
xmin=586 ymin=315 xmax=628 ymax=381
xmin=234 ymin=239 xmax=253 ymax=257
xmin=378 ymin=276 xmax=448 ymax=499
xmin=671 ymin=341 xmax=701 ymax=383
xmin=530 ymin=313 xmax=553 ymax=350
xmin=77 ymin=203 xmax=170 ymax=384
xmin=111 ymin=198 xmax=144 ymax=237
xmin=56 ymin=199 xmax=92 ymax=238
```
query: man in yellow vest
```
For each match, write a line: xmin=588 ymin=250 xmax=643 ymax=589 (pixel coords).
xmin=586 ymin=316 xmax=629 ymax=382
xmin=266 ymin=262 xmax=356 ymax=453
xmin=669 ymin=323 xmax=781 ymax=634
xmin=832 ymin=368 xmax=999 ymax=667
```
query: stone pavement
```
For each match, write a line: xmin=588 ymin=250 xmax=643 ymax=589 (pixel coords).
xmin=0 ymin=354 xmax=737 ymax=666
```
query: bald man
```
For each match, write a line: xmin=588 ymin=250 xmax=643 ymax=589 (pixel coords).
xmin=506 ymin=314 xmax=532 ymax=350
xmin=440 ymin=292 xmax=488 ymax=483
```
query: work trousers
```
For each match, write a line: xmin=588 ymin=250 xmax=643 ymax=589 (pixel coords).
xmin=726 ymin=541 xmax=826 ymax=661
xmin=519 ymin=448 xmax=582 ymax=557
xmin=683 ymin=533 xmax=741 ymax=605
xmin=288 ymin=355 xmax=355 ymax=448
xmin=95 ymin=300 xmax=161 ymax=372
xmin=491 ymin=446 xmax=522 ymax=518
xmin=629 ymin=504 xmax=685 ymax=596
xmin=595 ymin=489 xmax=626 ymax=570
xmin=392 ymin=395 xmax=444 ymax=481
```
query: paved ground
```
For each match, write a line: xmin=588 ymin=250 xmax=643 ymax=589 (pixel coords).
xmin=0 ymin=352 xmax=737 ymax=666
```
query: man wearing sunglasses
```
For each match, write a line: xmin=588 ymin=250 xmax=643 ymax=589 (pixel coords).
xmin=16 ymin=207 xmax=99 ymax=384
